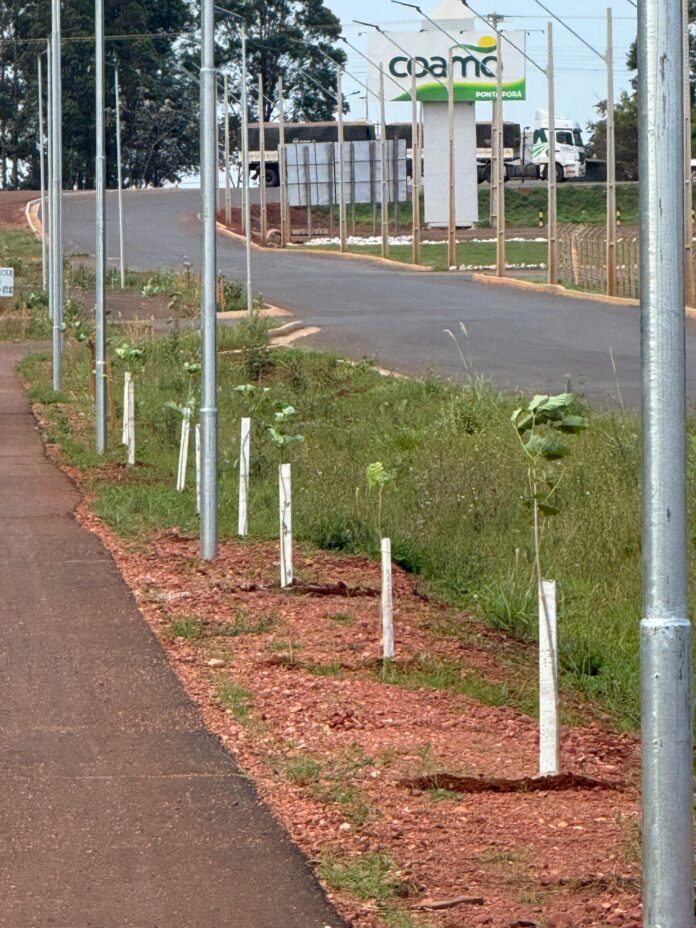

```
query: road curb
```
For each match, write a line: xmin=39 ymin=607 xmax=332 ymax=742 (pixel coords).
xmin=214 ymin=217 xmax=432 ymax=272
xmin=470 ymin=271 xmax=696 ymax=320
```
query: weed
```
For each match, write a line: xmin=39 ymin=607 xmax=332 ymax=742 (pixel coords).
xmin=169 ymin=617 xmax=202 ymax=639
xmin=216 ymin=679 xmax=254 ymax=724
xmin=273 ymin=753 xmax=323 ymax=785
xmin=327 ymin=612 xmax=355 ymax=625
xmin=427 ymin=787 xmax=462 ymax=801
xmin=267 ymin=640 xmax=303 ymax=664
xmin=305 ymin=661 xmax=344 ymax=677
xmin=319 ymin=851 xmax=399 ymax=902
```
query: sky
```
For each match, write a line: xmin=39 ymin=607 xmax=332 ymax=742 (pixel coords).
xmin=324 ymin=0 xmax=638 ymax=138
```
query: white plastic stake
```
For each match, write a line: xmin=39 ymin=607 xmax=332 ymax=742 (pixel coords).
xmin=381 ymin=537 xmax=395 ymax=659
xmin=539 ymin=579 xmax=559 ymax=776
xmin=126 ymin=375 xmax=135 ymax=467
xmin=195 ymin=423 xmax=201 ymax=514
xmin=238 ymin=417 xmax=250 ymax=536
xmin=279 ymin=463 xmax=293 ymax=587
xmin=122 ymin=371 xmax=131 ymax=446
xmin=176 ymin=412 xmax=191 ymax=492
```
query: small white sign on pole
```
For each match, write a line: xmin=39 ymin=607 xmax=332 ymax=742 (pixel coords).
xmin=0 ymin=267 xmax=15 ymax=297
xmin=279 ymin=463 xmax=293 ymax=588
xmin=381 ymin=537 xmax=395 ymax=659
xmin=238 ymin=417 xmax=251 ymax=536
xmin=539 ymin=579 xmax=559 ymax=776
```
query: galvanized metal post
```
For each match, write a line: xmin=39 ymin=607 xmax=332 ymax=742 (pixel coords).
xmin=38 ymin=56 xmax=47 ymax=291
xmin=278 ymin=77 xmax=288 ymax=247
xmin=447 ymin=48 xmax=456 ymax=268
xmin=411 ymin=65 xmax=420 ymax=265
xmin=379 ymin=64 xmax=389 ymax=258
xmin=337 ymin=67 xmax=347 ymax=253
xmin=606 ymin=7 xmax=617 ymax=296
xmin=200 ymin=0 xmax=218 ymax=560
xmin=495 ymin=29 xmax=506 ymax=277
xmin=95 ymin=0 xmax=107 ymax=454
xmin=683 ymin=0 xmax=694 ymax=305
xmin=224 ymin=73 xmax=232 ymax=225
xmin=241 ymin=26 xmax=253 ymax=314
xmin=639 ymin=0 xmax=693 ymax=924
xmin=547 ymin=22 xmax=558 ymax=285
xmin=258 ymin=73 xmax=268 ymax=246
xmin=50 ymin=1 xmax=63 ymax=391
xmin=114 ymin=67 xmax=126 ymax=289
xmin=47 ymin=41 xmax=53 ymax=321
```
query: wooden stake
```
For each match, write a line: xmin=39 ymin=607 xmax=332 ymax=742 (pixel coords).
xmin=126 ymin=374 xmax=135 ymax=467
xmin=176 ymin=412 xmax=190 ymax=492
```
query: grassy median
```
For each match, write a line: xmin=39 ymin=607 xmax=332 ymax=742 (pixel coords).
xmin=20 ymin=321 xmax=692 ymax=731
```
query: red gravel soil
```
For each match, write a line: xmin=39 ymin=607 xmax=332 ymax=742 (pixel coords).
xmin=67 ymin=491 xmax=643 ymax=928
xmin=0 ymin=190 xmax=38 ymax=228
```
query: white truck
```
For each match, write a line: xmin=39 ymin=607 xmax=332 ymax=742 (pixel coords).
xmin=477 ymin=111 xmax=586 ymax=183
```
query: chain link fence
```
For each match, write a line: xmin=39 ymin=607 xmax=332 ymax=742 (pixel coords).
xmin=558 ymin=224 xmax=641 ymax=299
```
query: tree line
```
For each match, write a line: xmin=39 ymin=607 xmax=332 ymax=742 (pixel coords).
xmin=0 ymin=0 xmax=346 ymax=189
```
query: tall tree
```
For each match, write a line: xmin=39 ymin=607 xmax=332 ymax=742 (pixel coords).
xmin=0 ymin=0 xmax=200 ymax=189
xmin=214 ymin=0 xmax=347 ymax=122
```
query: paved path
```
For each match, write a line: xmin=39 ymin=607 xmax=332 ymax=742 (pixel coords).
xmin=61 ymin=188 xmax=696 ymax=406
xmin=0 ymin=341 xmax=343 ymax=927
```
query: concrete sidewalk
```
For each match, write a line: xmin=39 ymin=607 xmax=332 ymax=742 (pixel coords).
xmin=0 ymin=342 xmax=343 ymax=927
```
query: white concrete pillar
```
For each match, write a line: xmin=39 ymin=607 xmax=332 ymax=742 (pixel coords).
xmin=423 ymin=102 xmax=478 ymax=227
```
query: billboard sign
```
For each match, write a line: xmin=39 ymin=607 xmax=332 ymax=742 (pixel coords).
xmin=367 ymin=31 xmax=527 ymax=103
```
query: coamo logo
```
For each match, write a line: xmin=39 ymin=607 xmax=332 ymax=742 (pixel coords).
xmin=389 ymin=36 xmax=499 ymax=80
xmin=388 ymin=35 xmax=526 ymax=103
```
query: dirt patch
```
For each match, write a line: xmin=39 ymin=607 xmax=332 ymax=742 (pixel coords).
xmin=400 ymin=773 xmax=625 ymax=795
xmin=0 ymin=190 xmax=37 ymax=229
xmin=57 ymin=502 xmax=643 ymax=928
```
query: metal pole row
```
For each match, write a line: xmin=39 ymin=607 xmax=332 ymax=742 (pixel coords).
xmin=115 ymin=67 xmax=126 ymax=289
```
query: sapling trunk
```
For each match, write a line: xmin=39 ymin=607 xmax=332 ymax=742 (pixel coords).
xmin=122 ymin=371 xmax=131 ymax=446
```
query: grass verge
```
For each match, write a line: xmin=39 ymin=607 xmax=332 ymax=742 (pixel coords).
xmin=297 ymin=240 xmax=547 ymax=271
xmin=20 ymin=323 xmax=678 ymax=730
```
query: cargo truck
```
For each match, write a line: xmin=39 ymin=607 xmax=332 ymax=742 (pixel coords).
xmin=476 ymin=112 xmax=586 ymax=183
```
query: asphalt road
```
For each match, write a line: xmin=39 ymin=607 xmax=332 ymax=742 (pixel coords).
xmin=61 ymin=188 xmax=696 ymax=406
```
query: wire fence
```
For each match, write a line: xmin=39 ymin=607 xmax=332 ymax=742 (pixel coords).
xmin=557 ymin=223 xmax=641 ymax=299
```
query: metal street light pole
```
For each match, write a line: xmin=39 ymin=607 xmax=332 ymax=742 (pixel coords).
xmin=241 ymin=26 xmax=253 ymax=314
xmin=224 ymin=72 xmax=232 ymax=225
xmin=278 ymin=77 xmax=288 ymax=247
xmin=411 ymin=65 xmax=421 ymax=265
xmin=95 ymin=0 xmax=107 ymax=453
xmin=115 ymin=67 xmax=126 ymax=289
xmin=606 ymin=7 xmax=617 ymax=296
xmin=258 ymin=73 xmax=268 ymax=245
xmin=379 ymin=64 xmax=389 ymax=258
xmin=683 ymin=0 xmax=694 ymax=305
xmin=200 ymin=0 xmax=218 ymax=560
xmin=494 ymin=22 xmax=506 ymax=277
xmin=639 ymin=0 xmax=693 ymax=924
xmin=447 ymin=48 xmax=456 ymax=268
xmin=547 ymin=22 xmax=558 ymax=285
xmin=47 ymin=41 xmax=53 ymax=321
xmin=37 ymin=55 xmax=47 ymax=291
xmin=337 ymin=66 xmax=347 ymax=253
xmin=50 ymin=0 xmax=63 ymax=391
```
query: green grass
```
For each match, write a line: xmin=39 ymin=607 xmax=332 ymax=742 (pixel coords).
xmin=314 ymin=182 xmax=645 ymax=231
xmin=300 ymin=240 xmax=547 ymax=271
xmin=273 ymin=753 xmax=323 ymax=785
xmin=215 ymin=679 xmax=254 ymax=724
xmin=21 ymin=324 xmax=678 ymax=730
xmin=169 ymin=617 xmax=202 ymax=639
xmin=318 ymin=851 xmax=401 ymax=902
xmin=0 ymin=226 xmax=53 ymax=339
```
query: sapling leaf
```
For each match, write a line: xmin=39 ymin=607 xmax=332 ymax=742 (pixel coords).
xmin=557 ymin=414 xmax=589 ymax=433
xmin=267 ymin=427 xmax=304 ymax=448
xmin=366 ymin=461 xmax=394 ymax=490
xmin=524 ymin=433 xmax=570 ymax=460
xmin=183 ymin=361 xmax=201 ymax=375
xmin=274 ymin=404 xmax=297 ymax=422
xmin=165 ymin=401 xmax=192 ymax=418
xmin=529 ymin=394 xmax=550 ymax=412
xmin=511 ymin=408 xmax=534 ymax=434
xmin=537 ymin=392 xmax=575 ymax=413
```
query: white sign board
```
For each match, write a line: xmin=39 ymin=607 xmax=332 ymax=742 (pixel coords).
xmin=0 ymin=267 xmax=14 ymax=297
xmin=284 ymin=140 xmax=408 ymax=208
xmin=367 ymin=31 xmax=527 ymax=103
